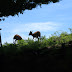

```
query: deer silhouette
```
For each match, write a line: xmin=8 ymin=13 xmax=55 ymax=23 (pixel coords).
xmin=29 ymin=31 xmax=41 ymax=41
xmin=13 ymin=34 xmax=22 ymax=44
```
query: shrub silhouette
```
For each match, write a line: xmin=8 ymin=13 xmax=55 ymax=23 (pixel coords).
xmin=0 ymin=28 xmax=72 ymax=70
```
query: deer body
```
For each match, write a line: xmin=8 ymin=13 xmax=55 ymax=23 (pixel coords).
xmin=29 ymin=31 xmax=41 ymax=40
xmin=13 ymin=34 xmax=22 ymax=44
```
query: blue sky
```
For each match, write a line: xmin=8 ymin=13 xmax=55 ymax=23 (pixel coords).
xmin=0 ymin=0 xmax=72 ymax=44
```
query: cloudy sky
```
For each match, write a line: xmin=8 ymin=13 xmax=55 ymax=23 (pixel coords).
xmin=0 ymin=0 xmax=72 ymax=44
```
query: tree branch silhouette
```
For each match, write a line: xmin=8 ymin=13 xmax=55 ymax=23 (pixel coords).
xmin=0 ymin=0 xmax=61 ymax=21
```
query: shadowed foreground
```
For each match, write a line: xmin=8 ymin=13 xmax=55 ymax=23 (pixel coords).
xmin=0 ymin=43 xmax=72 ymax=71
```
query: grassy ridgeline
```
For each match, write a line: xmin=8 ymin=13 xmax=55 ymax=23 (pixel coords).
xmin=1 ymin=29 xmax=72 ymax=56
xmin=0 ymin=29 xmax=72 ymax=70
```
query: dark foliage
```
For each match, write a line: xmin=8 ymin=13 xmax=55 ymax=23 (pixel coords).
xmin=0 ymin=0 xmax=60 ymax=21
xmin=0 ymin=42 xmax=72 ymax=71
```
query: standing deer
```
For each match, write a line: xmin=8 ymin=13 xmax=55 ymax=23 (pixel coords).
xmin=29 ymin=31 xmax=41 ymax=41
xmin=13 ymin=34 xmax=22 ymax=44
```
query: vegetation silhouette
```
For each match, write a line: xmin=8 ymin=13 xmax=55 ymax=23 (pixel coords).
xmin=0 ymin=28 xmax=72 ymax=70
xmin=0 ymin=0 xmax=60 ymax=21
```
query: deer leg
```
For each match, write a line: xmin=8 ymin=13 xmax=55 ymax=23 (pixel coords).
xmin=38 ymin=38 xmax=39 ymax=42
xmin=13 ymin=39 xmax=15 ymax=44
xmin=15 ymin=39 xmax=16 ymax=44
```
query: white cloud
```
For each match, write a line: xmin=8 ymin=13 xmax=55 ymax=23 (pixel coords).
xmin=12 ymin=22 xmax=61 ymax=33
xmin=2 ymin=22 xmax=61 ymax=44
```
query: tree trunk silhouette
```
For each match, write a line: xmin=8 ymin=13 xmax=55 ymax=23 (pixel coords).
xmin=0 ymin=30 xmax=2 ymax=47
